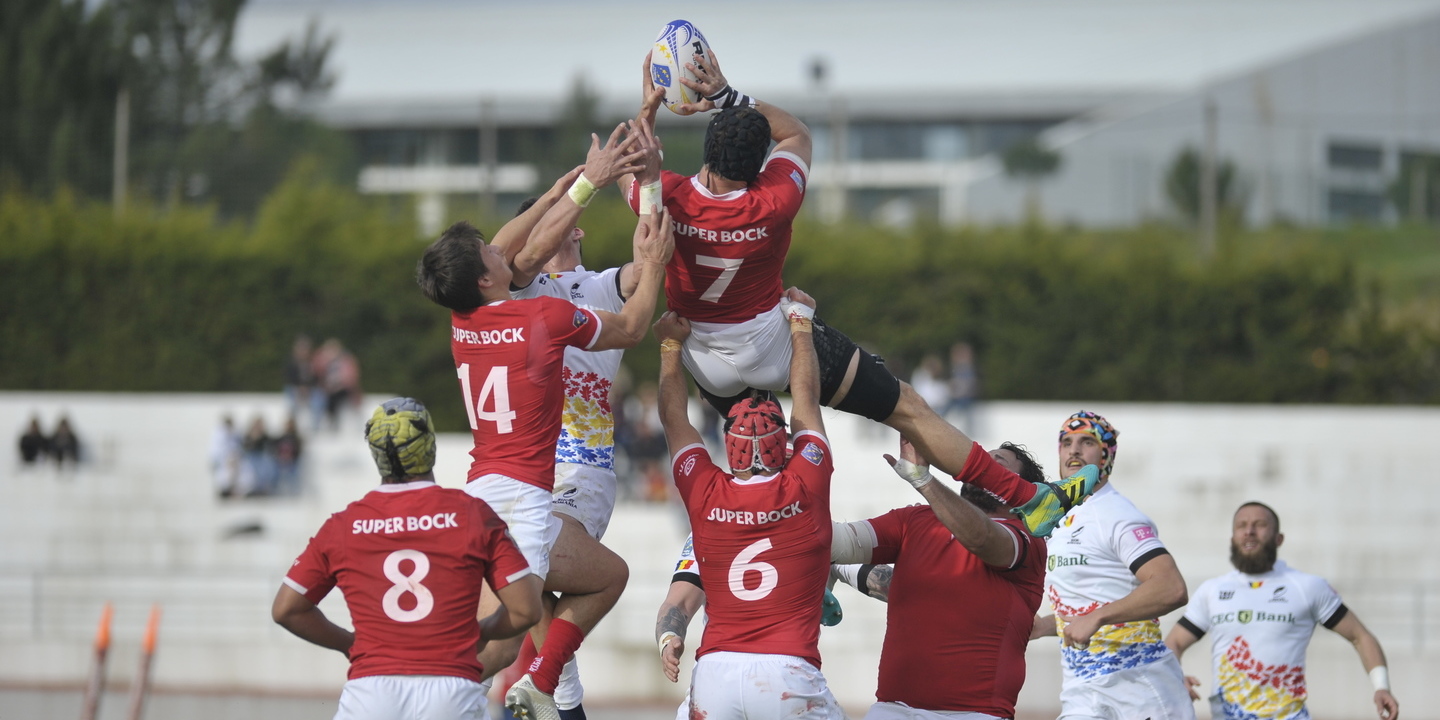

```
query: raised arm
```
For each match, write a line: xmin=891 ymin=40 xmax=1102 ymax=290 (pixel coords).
xmin=781 ymin=287 xmax=822 ymax=436
xmin=491 ymin=165 xmax=583 ymax=264
xmin=675 ymin=49 xmax=812 ymax=167
xmin=655 ymin=579 xmax=706 ymax=683
xmin=589 ymin=209 xmax=673 ymax=351
xmin=1331 ymin=611 xmax=1400 ymax=720
xmin=1060 ymin=553 xmax=1188 ymax=649
xmin=884 ymin=437 xmax=1021 ymax=568
xmin=654 ymin=311 xmax=703 ymax=452
xmin=512 ymin=123 xmax=649 ymax=287
xmin=271 ymin=584 xmax=354 ymax=657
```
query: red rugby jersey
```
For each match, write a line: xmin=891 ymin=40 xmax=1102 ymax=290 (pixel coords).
xmin=866 ymin=506 xmax=1046 ymax=715
xmin=284 ymin=481 xmax=532 ymax=682
xmin=670 ymin=430 xmax=832 ymax=667
xmin=628 ymin=153 xmax=808 ymax=323
xmin=450 ymin=296 xmax=600 ymax=489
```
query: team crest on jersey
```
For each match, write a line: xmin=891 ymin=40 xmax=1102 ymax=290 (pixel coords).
xmin=801 ymin=442 xmax=825 ymax=465
xmin=682 ymin=535 xmax=693 ymax=556
xmin=1219 ymin=590 xmax=1234 ymax=600
xmin=1067 ymin=525 xmax=1085 ymax=544
xmin=572 ymin=311 xmax=590 ymax=328
xmin=1238 ymin=609 xmax=1253 ymax=624
xmin=680 ymin=455 xmax=697 ymax=476
xmin=790 ymin=169 xmax=805 ymax=193
xmin=1249 ymin=580 xmax=1264 ymax=589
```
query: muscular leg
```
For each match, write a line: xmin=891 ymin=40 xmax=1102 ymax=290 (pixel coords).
xmin=545 ymin=515 xmax=629 ymax=632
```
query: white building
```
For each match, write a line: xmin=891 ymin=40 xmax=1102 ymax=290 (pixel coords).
xmin=236 ymin=0 xmax=1440 ymax=228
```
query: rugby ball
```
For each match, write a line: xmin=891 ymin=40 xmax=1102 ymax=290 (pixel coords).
xmin=651 ymin=20 xmax=712 ymax=114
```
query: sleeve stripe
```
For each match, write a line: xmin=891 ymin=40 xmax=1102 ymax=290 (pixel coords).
xmin=766 ymin=150 xmax=810 ymax=178
xmin=671 ymin=573 xmax=703 ymax=589
xmin=1128 ymin=547 xmax=1171 ymax=575
xmin=1177 ymin=616 xmax=1207 ymax=640
xmin=793 ymin=429 xmax=828 ymax=448
xmin=1323 ymin=603 xmax=1350 ymax=630
xmin=583 ymin=311 xmax=602 ymax=350
xmin=1002 ymin=522 xmax=1023 ymax=569
xmin=506 ymin=568 xmax=536 ymax=585
xmin=672 ymin=443 xmax=707 ymax=466
xmin=281 ymin=576 xmax=310 ymax=596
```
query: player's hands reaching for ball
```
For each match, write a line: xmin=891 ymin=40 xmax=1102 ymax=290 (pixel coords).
xmin=653 ymin=311 xmax=691 ymax=344
xmin=628 ymin=117 xmax=663 ymax=185
xmin=883 ymin=437 xmax=934 ymax=489
xmin=659 ymin=633 xmax=685 ymax=683
xmin=583 ymin=122 xmax=645 ymax=188
xmin=675 ymin=50 xmax=728 ymax=115
xmin=779 ymin=286 xmax=816 ymax=322
xmin=633 ymin=207 xmax=674 ymax=267
xmin=540 ymin=165 xmax=586 ymax=206
xmin=637 ymin=51 xmax=666 ymax=124
xmin=1058 ymin=612 xmax=1103 ymax=649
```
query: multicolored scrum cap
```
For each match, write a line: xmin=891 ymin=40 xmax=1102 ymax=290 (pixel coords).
xmin=1059 ymin=410 xmax=1119 ymax=479
xmin=724 ymin=396 xmax=788 ymax=475
xmin=365 ymin=397 xmax=436 ymax=479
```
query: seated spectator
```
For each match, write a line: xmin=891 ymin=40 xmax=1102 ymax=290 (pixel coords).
xmin=238 ymin=417 xmax=276 ymax=497
xmin=49 ymin=416 xmax=82 ymax=467
xmin=210 ymin=415 xmax=242 ymax=499
xmin=19 ymin=416 xmax=50 ymax=465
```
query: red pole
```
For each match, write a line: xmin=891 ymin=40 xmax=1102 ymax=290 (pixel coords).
xmin=125 ymin=604 xmax=161 ymax=720
xmin=80 ymin=602 xmax=113 ymax=720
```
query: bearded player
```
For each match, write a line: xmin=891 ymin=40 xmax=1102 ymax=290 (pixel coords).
xmin=655 ymin=287 xmax=844 ymax=719
xmin=628 ymin=51 xmax=1094 ymax=539
xmin=272 ymin=398 xmax=541 ymax=720
xmin=1165 ymin=502 xmax=1399 ymax=720
xmin=416 ymin=208 xmax=673 ymax=720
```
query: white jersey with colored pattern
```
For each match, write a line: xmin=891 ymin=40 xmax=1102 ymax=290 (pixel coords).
xmin=511 ymin=266 xmax=624 ymax=469
xmin=1044 ymin=482 xmax=1175 ymax=683
xmin=1180 ymin=561 xmax=1346 ymax=720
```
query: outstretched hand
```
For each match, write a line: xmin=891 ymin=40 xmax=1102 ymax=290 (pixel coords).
xmin=676 ymin=49 xmax=729 ymax=113
xmin=583 ymin=122 xmax=646 ymax=188
xmin=542 ymin=165 xmax=586 ymax=204
xmin=633 ymin=208 xmax=674 ymax=266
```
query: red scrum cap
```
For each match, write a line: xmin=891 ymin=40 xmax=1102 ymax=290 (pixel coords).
xmin=725 ymin=397 xmax=787 ymax=474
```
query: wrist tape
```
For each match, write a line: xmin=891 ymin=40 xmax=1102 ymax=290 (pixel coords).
xmin=705 ymin=85 xmax=757 ymax=110
xmin=639 ymin=181 xmax=662 ymax=215
xmin=1370 ymin=666 xmax=1390 ymax=692
xmin=891 ymin=457 xmax=934 ymax=489
xmin=658 ymin=631 xmax=680 ymax=655
xmin=568 ymin=174 xmax=598 ymax=207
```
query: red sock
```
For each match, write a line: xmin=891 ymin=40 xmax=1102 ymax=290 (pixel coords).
xmin=954 ymin=441 xmax=1036 ymax=506
xmin=527 ymin=618 xmax=584 ymax=694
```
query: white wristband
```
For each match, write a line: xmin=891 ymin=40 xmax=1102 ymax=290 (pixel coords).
xmin=658 ymin=631 xmax=680 ymax=656
xmin=639 ymin=181 xmax=662 ymax=215
xmin=1370 ymin=665 xmax=1390 ymax=692
xmin=890 ymin=458 xmax=934 ymax=489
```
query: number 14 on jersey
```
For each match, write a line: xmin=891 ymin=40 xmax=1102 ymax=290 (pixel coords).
xmin=458 ymin=363 xmax=516 ymax=433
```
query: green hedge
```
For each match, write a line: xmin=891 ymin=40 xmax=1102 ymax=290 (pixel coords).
xmin=2 ymin=170 xmax=1437 ymax=435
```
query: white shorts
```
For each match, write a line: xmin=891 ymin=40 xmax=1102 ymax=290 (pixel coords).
xmin=1058 ymin=656 xmax=1196 ymax=720
xmin=690 ymin=651 xmax=845 ymax=720
xmin=683 ymin=304 xmax=791 ymax=398
xmin=550 ymin=463 xmax=618 ymax=540
xmin=335 ymin=674 xmax=489 ymax=720
xmin=864 ymin=703 xmax=1001 ymax=720
xmin=465 ymin=474 xmax=561 ymax=580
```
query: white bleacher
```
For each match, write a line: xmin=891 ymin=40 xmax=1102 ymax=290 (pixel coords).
xmin=1 ymin=392 xmax=1436 ymax=718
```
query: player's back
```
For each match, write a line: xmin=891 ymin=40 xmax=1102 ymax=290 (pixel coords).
xmin=305 ymin=484 xmax=526 ymax=682
xmin=652 ymin=152 xmax=807 ymax=323
xmin=674 ymin=431 xmax=833 ymax=667
xmin=449 ymin=295 xmax=599 ymax=486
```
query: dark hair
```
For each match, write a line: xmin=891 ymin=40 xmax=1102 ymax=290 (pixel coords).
xmin=997 ymin=442 xmax=1046 ymax=485
xmin=1236 ymin=501 xmax=1281 ymax=533
xmin=416 ymin=221 xmax=487 ymax=311
xmin=703 ymin=107 xmax=771 ymax=183
xmin=515 ymin=197 xmax=540 ymax=217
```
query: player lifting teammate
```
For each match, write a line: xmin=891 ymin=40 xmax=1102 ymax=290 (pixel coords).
xmin=628 ymin=48 xmax=1096 ymax=537
xmin=272 ymin=398 xmax=541 ymax=720
xmin=655 ymin=288 xmax=846 ymax=719
xmin=416 ymin=200 xmax=674 ymax=720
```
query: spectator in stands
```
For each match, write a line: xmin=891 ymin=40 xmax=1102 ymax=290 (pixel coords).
xmin=621 ymin=382 xmax=669 ymax=502
xmin=273 ymin=416 xmax=304 ymax=496
xmin=210 ymin=414 xmax=242 ymax=499
xmin=49 ymin=416 xmax=81 ymax=468
xmin=945 ymin=341 xmax=980 ymax=434
xmin=19 ymin=416 xmax=49 ymax=465
xmin=313 ymin=338 xmax=362 ymax=432
xmin=911 ymin=353 xmax=953 ymax=412
xmin=283 ymin=335 xmax=315 ymax=423
xmin=239 ymin=417 xmax=275 ymax=496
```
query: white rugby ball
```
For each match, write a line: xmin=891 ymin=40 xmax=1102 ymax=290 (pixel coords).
xmin=651 ymin=19 xmax=712 ymax=114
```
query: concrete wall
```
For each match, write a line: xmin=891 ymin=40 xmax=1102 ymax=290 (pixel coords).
xmin=966 ymin=12 xmax=1440 ymax=226
xmin=1 ymin=392 xmax=1435 ymax=719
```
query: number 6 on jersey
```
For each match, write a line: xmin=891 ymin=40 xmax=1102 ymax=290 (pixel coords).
xmin=457 ymin=363 xmax=516 ymax=433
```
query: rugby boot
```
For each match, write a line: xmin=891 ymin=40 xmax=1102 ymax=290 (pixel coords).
xmin=1013 ymin=464 xmax=1099 ymax=538
xmin=506 ymin=674 xmax=562 ymax=720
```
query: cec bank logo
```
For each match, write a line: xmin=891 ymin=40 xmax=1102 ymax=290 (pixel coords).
xmin=1238 ymin=610 xmax=1253 ymax=624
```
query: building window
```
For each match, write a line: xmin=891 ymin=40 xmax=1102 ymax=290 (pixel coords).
xmin=1327 ymin=143 xmax=1383 ymax=171
xmin=1327 ymin=189 xmax=1384 ymax=223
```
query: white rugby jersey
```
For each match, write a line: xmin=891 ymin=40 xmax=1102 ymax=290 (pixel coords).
xmin=1179 ymin=560 xmax=1346 ymax=720
xmin=1045 ymin=483 xmax=1174 ymax=682
xmin=512 ymin=266 xmax=626 ymax=469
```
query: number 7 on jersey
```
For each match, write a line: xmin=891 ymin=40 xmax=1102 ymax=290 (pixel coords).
xmin=457 ymin=363 xmax=517 ymax=433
